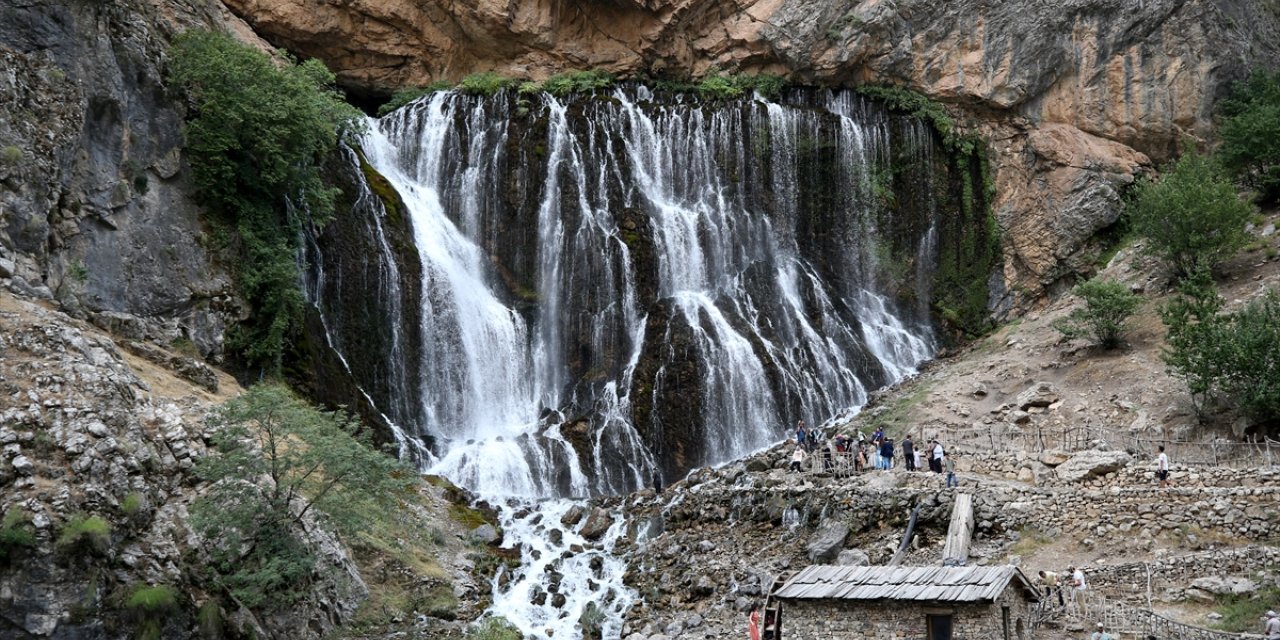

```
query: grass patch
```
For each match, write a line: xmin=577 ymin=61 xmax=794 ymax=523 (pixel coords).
xmin=0 ymin=509 xmax=38 ymax=567
xmin=542 ymin=70 xmax=615 ymax=97
xmin=120 ymin=493 xmax=144 ymax=517
xmin=862 ymin=377 xmax=935 ymax=437
xmin=1008 ymin=526 xmax=1053 ymax=557
xmin=56 ymin=513 xmax=111 ymax=557
xmin=1211 ymin=586 xmax=1280 ymax=632
xmin=460 ymin=72 xmax=511 ymax=97
xmin=448 ymin=503 xmax=492 ymax=530
xmin=469 ymin=616 xmax=522 ymax=640
xmin=1 ymin=145 xmax=22 ymax=165
xmin=126 ymin=584 xmax=179 ymax=614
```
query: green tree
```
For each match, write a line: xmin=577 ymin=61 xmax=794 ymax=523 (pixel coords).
xmin=1218 ymin=69 xmax=1280 ymax=203
xmin=1127 ymin=149 xmax=1253 ymax=279
xmin=1051 ymin=278 xmax=1142 ymax=349
xmin=168 ymin=31 xmax=362 ymax=372
xmin=1161 ymin=270 xmax=1280 ymax=423
xmin=193 ymin=384 xmax=417 ymax=609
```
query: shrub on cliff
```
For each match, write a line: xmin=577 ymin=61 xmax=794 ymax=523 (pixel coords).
xmin=1161 ymin=270 xmax=1280 ymax=423
xmin=1127 ymin=149 xmax=1253 ymax=279
xmin=0 ymin=509 xmax=37 ymax=567
xmin=169 ymin=30 xmax=362 ymax=373
xmin=1051 ymin=278 xmax=1142 ymax=349
xmin=1219 ymin=69 xmax=1280 ymax=204
xmin=192 ymin=384 xmax=417 ymax=609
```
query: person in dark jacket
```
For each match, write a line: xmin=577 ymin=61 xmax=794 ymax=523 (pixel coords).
xmin=879 ymin=438 xmax=895 ymax=470
xmin=902 ymin=435 xmax=915 ymax=471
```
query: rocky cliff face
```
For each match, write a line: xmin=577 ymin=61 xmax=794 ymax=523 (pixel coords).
xmin=0 ymin=0 xmax=272 ymax=361
xmin=218 ymin=0 xmax=1280 ymax=310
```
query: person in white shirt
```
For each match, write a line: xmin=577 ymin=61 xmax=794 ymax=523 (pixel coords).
xmin=1265 ymin=610 xmax=1280 ymax=640
xmin=1069 ymin=565 xmax=1089 ymax=615
xmin=1090 ymin=623 xmax=1113 ymax=640
xmin=930 ymin=440 xmax=945 ymax=473
xmin=1155 ymin=445 xmax=1171 ymax=488
xmin=790 ymin=446 xmax=807 ymax=473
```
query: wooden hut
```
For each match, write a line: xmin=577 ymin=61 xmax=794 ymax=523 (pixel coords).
xmin=769 ymin=565 xmax=1041 ymax=640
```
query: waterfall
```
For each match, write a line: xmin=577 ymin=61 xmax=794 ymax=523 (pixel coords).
xmin=305 ymin=85 xmax=980 ymax=640
xmin=340 ymin=86 xmax=947 ymax=497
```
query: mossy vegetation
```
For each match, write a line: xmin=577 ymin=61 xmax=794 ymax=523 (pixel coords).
xmin=376 ymin=81 xmax=453 ymax=116
xmin=460 ymin=72 xmax=512 ymax=97
xmin=57 ymin=513 xmax=112 ymax=558
xmin=1211 ymin=585 xmax=1280 ymax=632
xmin=356 ymin=149 xmax=406 ymax=226
xmin=0 ymin=509 xmax=38 ymax=567
xmin=541 ymin=70 xmax=616 ymax=97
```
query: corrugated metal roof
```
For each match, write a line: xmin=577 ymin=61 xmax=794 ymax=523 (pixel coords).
xmin=773 ymin=565 xmax=1039 ymax=603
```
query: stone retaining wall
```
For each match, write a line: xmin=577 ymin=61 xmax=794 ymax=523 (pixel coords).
xmin=780 ymin=596 xmax=1036 ymax=640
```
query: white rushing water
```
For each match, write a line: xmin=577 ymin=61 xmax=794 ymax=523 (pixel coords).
xmin=306 ymin=86 xmax=954 ymax=639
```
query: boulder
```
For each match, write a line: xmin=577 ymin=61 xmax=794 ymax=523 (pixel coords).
xmin=835 ymin=549 xmax=870 ymax=566
xmin=1055 ymin=450 xmax=1132 ymax=482
xmin=1189 ymin=576 xmax=1258 ymax=596
xmin=806 ymin=518 xmax=850 ymax=563
xmin=467 ymin=524 xmax=500 ymax=545
xmin=561 ymin=504 xmax=587 ymax=527
xmin=745 ymin=458 xmax=770 ymax=473
xmin=1039 ymin=450 xmax=1071 ymax=467
xmin=1016 ymin=382 xmax=1059 ymax=410
xmin=579 ymin=507 xmax=613 ymax=540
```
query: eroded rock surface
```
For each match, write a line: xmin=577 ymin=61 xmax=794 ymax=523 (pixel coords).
xmin=219 ymin=0 xmax=1280 ymax=307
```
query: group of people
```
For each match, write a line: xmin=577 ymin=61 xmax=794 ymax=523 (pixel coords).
xmin=790 ymin=421 xmax=956 ymax=486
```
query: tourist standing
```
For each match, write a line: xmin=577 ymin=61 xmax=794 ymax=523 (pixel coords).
xmin=1069 ymin=565 xmax=1089 ymax=615
xmin=880 ymin=438 xmax=895 ymax=470
xmin=1263 ymin=610 xmax=1280 ymax=640
xmin=944 ymin=452 xmax=957 ymax=487
xmin=795 ymin=421 xmax=807 ymax=449
xmin=790 ymin=446 xmax=807 ymax=473
xmin=1155 ymin=445 xmax=1171 ymax=488
xmin=902 ymin=435 xmax=916 ymax=471
xmin=931 ymin=439 xmax=945 ymax=473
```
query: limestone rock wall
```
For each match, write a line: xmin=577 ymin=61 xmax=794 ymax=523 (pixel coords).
xmin=218 ymin=0 xmax=1280 ymax=310
xmin=0 ymin=0 xmax=269 ymax=362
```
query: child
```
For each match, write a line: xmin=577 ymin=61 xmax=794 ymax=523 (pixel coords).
xmin=945 ymin=453 xmax=957 ymax=488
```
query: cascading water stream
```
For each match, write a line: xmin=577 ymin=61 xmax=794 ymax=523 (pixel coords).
xmin=305 ymin=85 xmax=974 ymax=639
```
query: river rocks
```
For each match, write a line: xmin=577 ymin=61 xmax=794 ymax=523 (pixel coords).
xmin=805 ymin=519 xmax=850 ymax=563
xmin=1055 ymin=450 xmax=1132 ymax=482
xmin=562 ymin=504 xmax=587 ymax=527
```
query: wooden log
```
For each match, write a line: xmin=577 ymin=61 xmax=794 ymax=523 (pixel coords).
xmin=942 ymin=493 xmax=975 ymax=565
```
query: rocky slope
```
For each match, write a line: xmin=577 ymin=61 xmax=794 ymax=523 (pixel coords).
xmin=217 ymin=0 xmax=1280 ymax=311
xmin=607 ymin=220 xmax=1280 ymax=639
xmin=0 ymin=289 xmax=501 ymax=640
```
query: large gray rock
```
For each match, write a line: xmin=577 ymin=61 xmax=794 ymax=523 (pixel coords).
xmin=1016 ymin=382 xmax=1059 ymax=410
xmin=1190 ymin=576 xmax=1258 ymax=596
xmin=579 ymin=507 xmax=614 ymax=541
xmin=835 ymin=549 xmax=870 ymax=566
xmin=806 ymin=519 xmax=850 ymax=563
xmin=1055 ymin=450 xmax=1132 ymax=482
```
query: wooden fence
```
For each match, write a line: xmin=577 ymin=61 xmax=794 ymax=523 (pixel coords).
xmin=913 ymin=422 xmax=1279 ymax=469
xmin=1032 ymin=590 xmax=1251 ymax=639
